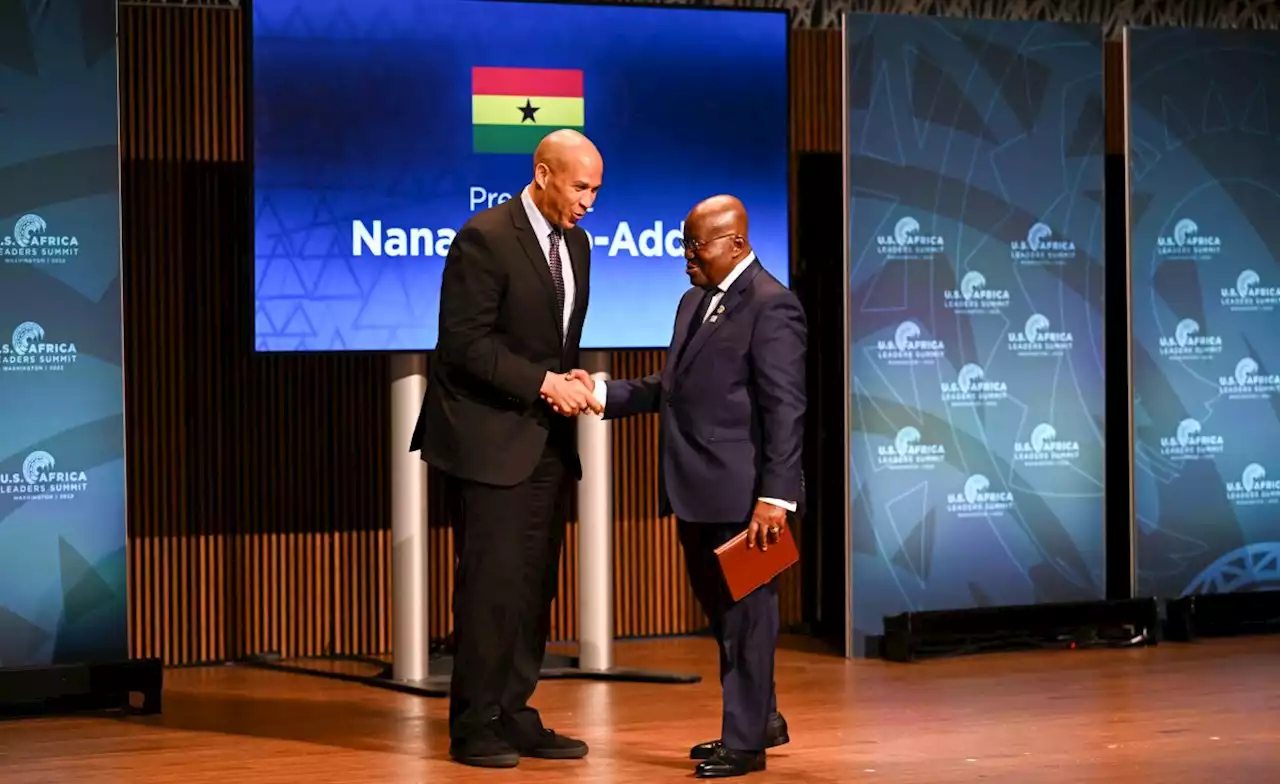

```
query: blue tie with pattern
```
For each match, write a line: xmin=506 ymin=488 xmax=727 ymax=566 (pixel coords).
xmin=548 ymin=227 xmax=565 ymax=333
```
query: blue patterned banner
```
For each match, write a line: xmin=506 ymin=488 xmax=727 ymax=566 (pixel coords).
xmin=844 ymin=13 xmax=1107 ymax=652
xmin=1127 ymin=27 xmax=1280 ymax=598
xmin=0 ymin=2 xmax=126 ymax=669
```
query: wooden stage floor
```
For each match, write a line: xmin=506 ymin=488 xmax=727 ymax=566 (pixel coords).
xmin=2 ymin=634 xmax=1278 ymax=782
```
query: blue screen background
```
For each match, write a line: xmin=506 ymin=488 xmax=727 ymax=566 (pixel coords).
xmin=251 ymin=0 xmax=791 ymax=351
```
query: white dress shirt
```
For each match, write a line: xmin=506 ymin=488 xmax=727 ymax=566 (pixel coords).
xmin=698 ymin=251 xmax=756 ymax=324
xmin=521 ymin=186 xmax=575 ymax=339
xmin=590 ymin=251 xmax=796 ymax=514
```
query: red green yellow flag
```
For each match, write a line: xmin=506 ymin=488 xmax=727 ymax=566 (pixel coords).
xmin=471 ymin=66 xmax=585 ymax=154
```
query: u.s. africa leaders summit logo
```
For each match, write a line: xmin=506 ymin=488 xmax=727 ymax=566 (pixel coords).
xmin=471 ymin=66 xmax=585 ymax=154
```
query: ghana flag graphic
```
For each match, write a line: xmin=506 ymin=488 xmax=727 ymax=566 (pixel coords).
xmin=472 ymin=66 xmax=585 ymax=154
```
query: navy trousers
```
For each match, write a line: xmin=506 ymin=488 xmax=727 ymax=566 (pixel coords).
xmin=678 ymin=520 xmax=780 ymax=753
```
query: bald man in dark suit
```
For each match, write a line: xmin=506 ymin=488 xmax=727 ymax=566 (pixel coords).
xmin=411 ymin=130 xmax=604 ymax=769
xmin=577 ymin=195 xmax=806 ymax=778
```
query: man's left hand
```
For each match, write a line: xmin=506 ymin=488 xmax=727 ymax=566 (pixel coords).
xmin=746 ymin=501 xmax=786 ymax=551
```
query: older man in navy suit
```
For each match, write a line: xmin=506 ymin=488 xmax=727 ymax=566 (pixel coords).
xmin=571 ymin=194 xmax=806 ymax=778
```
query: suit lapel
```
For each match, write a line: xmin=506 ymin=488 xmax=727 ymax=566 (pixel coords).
xmin=664 ymin=289 xmax=703 ymax=383
xmin=567 ymin=228 xmax=589 ymax=340
xmin=674 ymin=261 xmax=762 ymax=374
xmin=569 ymin=229 xmax=588 ymax=300
xmin=509 ymin=199 xmax=563 ymax=340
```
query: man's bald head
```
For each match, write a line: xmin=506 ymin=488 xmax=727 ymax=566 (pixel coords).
xmin=534 ymin=129 xmax=600 ymax=171
xmin=530 ymin=130 xmax=604 ymax=230
xmin=685 ymin=194 xmax=750 ymax=239
xmin=682 ymin=195 xmax=752 ymax=289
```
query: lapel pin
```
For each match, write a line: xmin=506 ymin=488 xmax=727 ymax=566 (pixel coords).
xmin=716 ymin=304 xmax=725 ymax=314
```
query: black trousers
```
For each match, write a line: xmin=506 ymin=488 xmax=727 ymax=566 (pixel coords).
xmin=678 ymin=520 xmax=781 ymax=753
xmin=445 ymin=446 xmax=568 ymax=742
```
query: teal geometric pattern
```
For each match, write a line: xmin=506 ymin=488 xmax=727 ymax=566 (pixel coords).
xmin=0 ymin=538 xmax=127 ymax=669
xmin=1 ymin=1 xmax=127 ymax=669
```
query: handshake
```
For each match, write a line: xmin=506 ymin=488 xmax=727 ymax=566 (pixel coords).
xmin=540 ymin=369 xmax=604 ymax=416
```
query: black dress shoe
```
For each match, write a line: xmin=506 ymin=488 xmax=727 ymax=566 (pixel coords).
xmin=690 ymin=713 xmax=789 ymax=760
xmin=695 ymin=748 xmax=766 ymax=778
xmin=508 ymin=727 xmax=589 ymax=759
xmin=449 ymin=725 xmax=520 ymax=768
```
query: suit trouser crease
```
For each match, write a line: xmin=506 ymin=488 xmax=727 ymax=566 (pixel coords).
xmin=447 ymin=446 xmax=567 ymax=741
xmin=678 ymin=521 xmax=781 ymax=753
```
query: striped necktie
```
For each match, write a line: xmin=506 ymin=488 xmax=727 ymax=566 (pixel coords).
xmin=548 ymin=227 xmax=565 ymax=329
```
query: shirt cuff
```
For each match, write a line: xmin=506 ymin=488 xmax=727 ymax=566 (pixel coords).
xmin=758 ymin=497 xmax=796 ymax=512
xmin=592 ymin=378 xmax=607 ymax=410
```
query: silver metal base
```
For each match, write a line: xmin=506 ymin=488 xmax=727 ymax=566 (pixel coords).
xmin=233 ymin=650 xmax=700 ymax=698
xmin=234 ymin=652 xmax=450 ymax=698
xmin=415 ymin=652 xmax=703 ymax=684
xmin=537 ymin=656 xmax=704 ymax=683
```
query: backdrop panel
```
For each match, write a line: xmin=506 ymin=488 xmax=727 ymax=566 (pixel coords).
xmin=844 ymin=13 xmax=1107 ymax=652
xmin=1127 ymin=27 xmax=1280 ymax=598
xmin=0 ymin=1 xmax=127 ymax=669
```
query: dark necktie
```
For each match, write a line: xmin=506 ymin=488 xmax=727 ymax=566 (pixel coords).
xmin=677 ymin=287 xmax=717 ymax=361
xmin=548 ymin=227 xmax=565 ymax=331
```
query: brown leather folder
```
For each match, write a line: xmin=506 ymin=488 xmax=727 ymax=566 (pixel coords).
xmin=714 ymin=523 xmax=800 ymax=602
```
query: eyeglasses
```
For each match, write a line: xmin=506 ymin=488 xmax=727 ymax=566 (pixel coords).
xmin=679 ymin=232 xmax=740 ymax=253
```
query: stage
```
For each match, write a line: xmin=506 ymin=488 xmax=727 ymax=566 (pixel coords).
xmin=1 ymin=634 xmax=1276 ymax=782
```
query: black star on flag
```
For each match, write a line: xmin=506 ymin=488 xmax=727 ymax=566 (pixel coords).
xmin=519 ymin=99 xmax=539 ymax=123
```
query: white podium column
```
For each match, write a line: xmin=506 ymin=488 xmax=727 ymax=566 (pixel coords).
xmin=575 ymin=351 xmax=613 ymax=672
xmin=390 ymin=353 xmax=430 ymax=685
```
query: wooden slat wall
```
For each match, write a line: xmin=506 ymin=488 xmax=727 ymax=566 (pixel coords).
xmin=122 ymin=7 xmax=394 ymax=664
xmin=791 ymin=28 xmax=844 ymax=153
xmin=120 ymin=9 xmax=823 ymax=665
xmin=1104 ymin=40 xmax=1125 ymax=154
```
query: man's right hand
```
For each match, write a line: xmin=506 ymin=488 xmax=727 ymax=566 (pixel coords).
xmin=541 ymin=371 xmax=603 ymax=416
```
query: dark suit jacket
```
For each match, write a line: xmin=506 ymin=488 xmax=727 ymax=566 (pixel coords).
xmin=602 ymin=259 xmax=806 ymax=523
xmin=410 ymin=197 xmax=591 ymax=487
